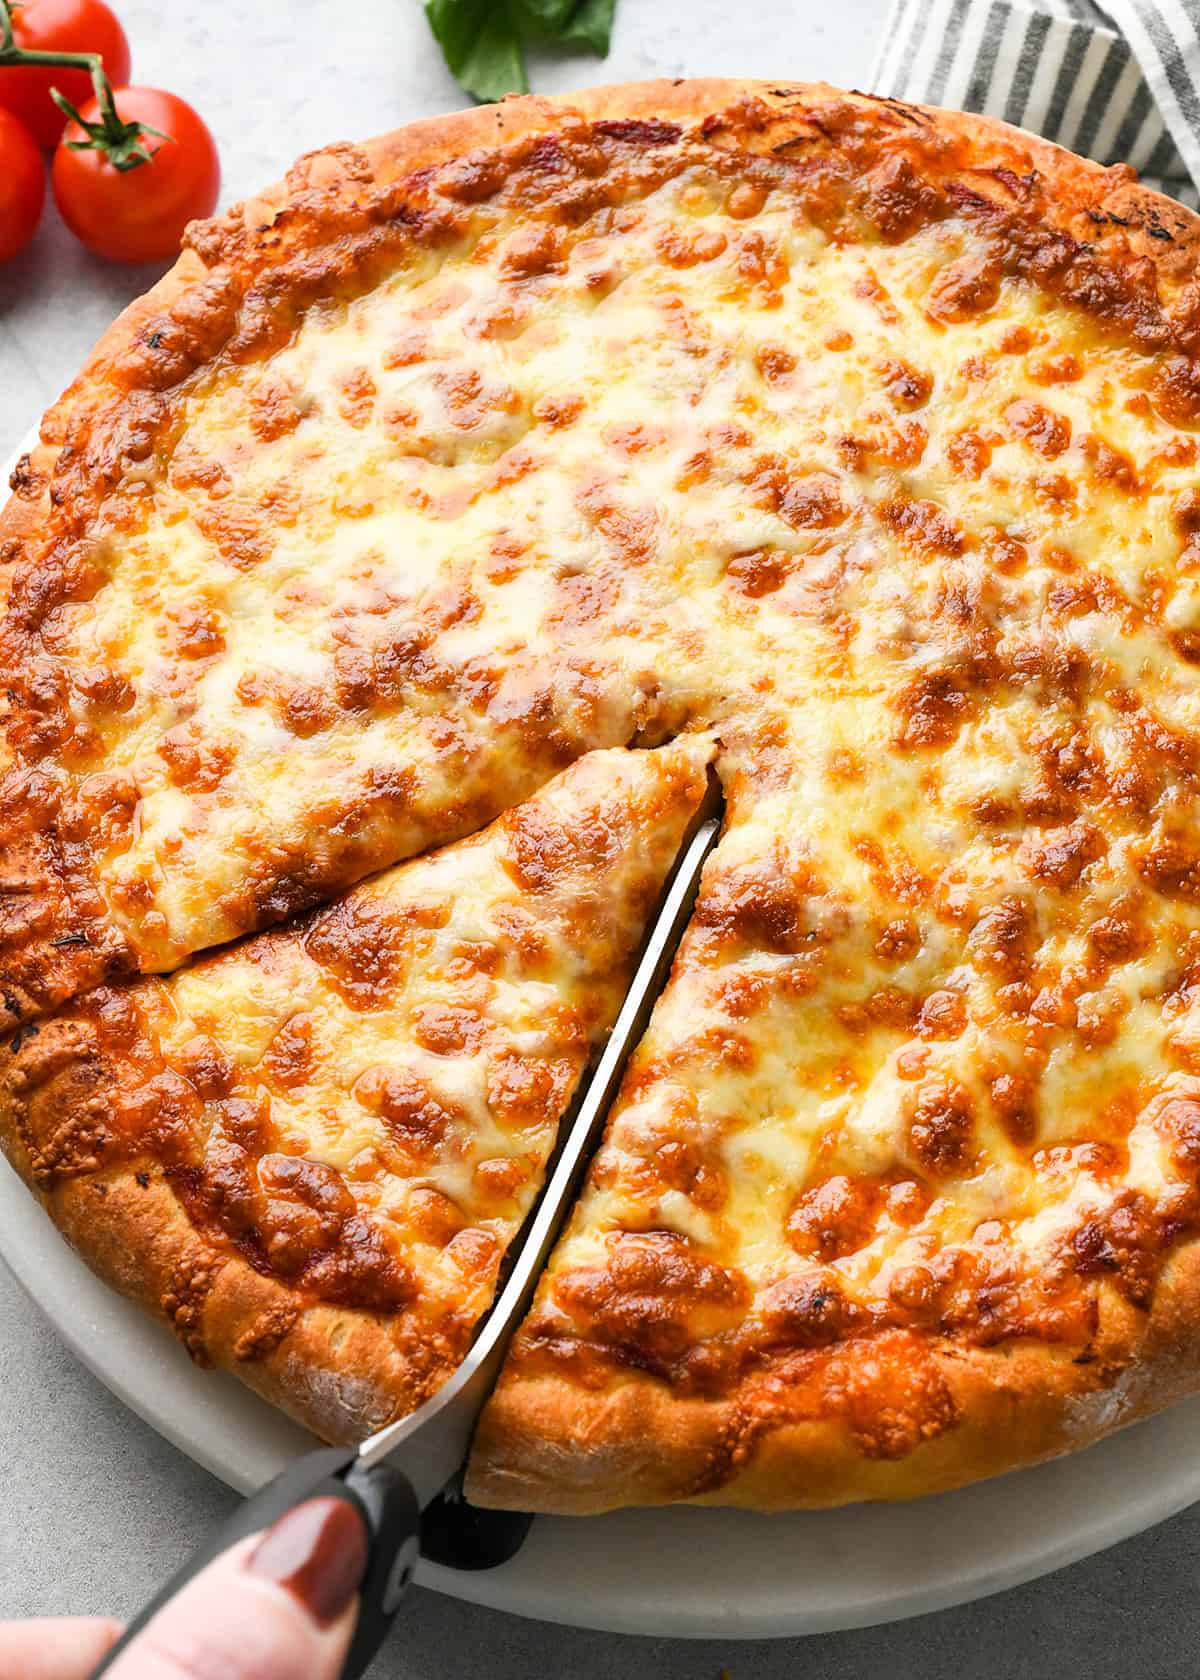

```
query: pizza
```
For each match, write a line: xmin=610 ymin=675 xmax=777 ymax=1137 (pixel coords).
xmin=7 ymin=78 xmax=1200 ymax=1510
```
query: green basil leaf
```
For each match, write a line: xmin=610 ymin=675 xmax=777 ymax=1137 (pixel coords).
xmin=424 ymin=0 xmax=529 ymax=101
xmin=423 ymin=0 xmax=486 ymax=74
xmin=423 ymin=0 xmax=616 ymax=102
xmin=510 ymin=0 xmax=578 ymax=33
xmin=558 ymin=0 xmax=616 ymax=53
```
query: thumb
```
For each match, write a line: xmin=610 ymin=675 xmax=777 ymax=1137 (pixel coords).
xmin=106 ymin=1497 xmax=369 ymax=1680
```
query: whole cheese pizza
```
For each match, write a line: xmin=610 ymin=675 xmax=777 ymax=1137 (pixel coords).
xmin=7 ymin=77 xmax=1200 ymax=1511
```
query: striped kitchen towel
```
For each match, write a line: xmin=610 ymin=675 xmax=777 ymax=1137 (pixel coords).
xmin=871 ymin=0 xmax=1200 ymax=207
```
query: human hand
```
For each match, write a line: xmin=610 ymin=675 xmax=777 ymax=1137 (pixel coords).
xmin=0 ymin=1496 xmax=369 ymax=1680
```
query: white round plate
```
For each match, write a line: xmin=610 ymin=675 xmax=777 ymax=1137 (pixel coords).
xmin=4 ymin=429 xmax=1200 ymax=1636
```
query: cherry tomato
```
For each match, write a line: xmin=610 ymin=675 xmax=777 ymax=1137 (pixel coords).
xmin=0 ymin=0 xmax=131 ymax=148
xmin=52 ymin=86 xmax=219 ymax=264
xmin=0 ymin=108 xmax=46 ymax=261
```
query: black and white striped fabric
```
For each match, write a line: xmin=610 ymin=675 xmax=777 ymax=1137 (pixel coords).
xmin=872 ymin=0 xmax=1200 ymax=207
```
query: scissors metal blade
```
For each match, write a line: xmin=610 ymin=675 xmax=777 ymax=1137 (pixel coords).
xmin=357 ymin=785 xmax=723 ymax=1504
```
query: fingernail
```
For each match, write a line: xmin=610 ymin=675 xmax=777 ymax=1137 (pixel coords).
xmin=246 ymin=1496 xmax=369 ymax=1626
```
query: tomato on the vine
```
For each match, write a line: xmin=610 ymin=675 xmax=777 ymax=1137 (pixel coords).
xmin=52 ymin=85 xmax=219 ymax=264
xmin=0 ymin=0 xmax=130 ymax=147
xmin=0 ymin=107 xmax=45 ymax=261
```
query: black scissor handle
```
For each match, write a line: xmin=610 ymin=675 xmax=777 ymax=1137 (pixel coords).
xmin=90 ymin=1446 xmax=420 ymax=1680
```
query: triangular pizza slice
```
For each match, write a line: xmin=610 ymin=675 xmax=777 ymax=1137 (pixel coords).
xmin=0 ymin=739 xmax=710 ymax=1442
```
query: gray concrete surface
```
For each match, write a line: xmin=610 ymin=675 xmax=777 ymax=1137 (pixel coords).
xmin=2 ymin=1 xmax=1198 ymax=1674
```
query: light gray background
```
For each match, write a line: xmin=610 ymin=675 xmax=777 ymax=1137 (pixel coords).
xmin=2 ymin=1 xmax=1198 ymax=1674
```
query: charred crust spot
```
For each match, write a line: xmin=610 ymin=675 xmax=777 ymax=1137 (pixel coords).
xmin=1152 ymin=355 xmax=1200 ymax=428
xmin=876 ymin=356 xmax=932 ymax=410
xmin=924 ymin=251 xmax=1002 ymax=323
xmin=787 ymin=1174 xmax=883 ymax=1260
xmin=1005 ymin=397 xmax=1071 ymax=458
xmin=552 ymin=1230 xmax=749 ymax=1364
xmin=304 ymin=895 xmax=448 ymax=1009
xmin=893 ymin=669 xmax=971 ymax=748
xmin=1138 ymin=835 xmax=1200 ymax=903
xmin=761 ymin=1271 xmax=851 ymax=1347
xmin=990 ymin=1071 xmax=1036 ymax=1145
xmin=875 ymin=918 xmax=920 ymax=962
xmin=161 ymin=1254 xmax=222 ymax=1363
xmin=879 ymin=495 xmax=963 ymax=556
xmin=843 ymin=1329 xmax=960 ymax=1458
xmin=9 ymin=452 xmax=45 ymax=498
xmin=4 ymin=1017 xmax=115 ymax=1187
xmin=592 ymin=119 xmax=682 ymax=146
xmin=725 ymin=548 xmax=792 ymax=597
xmin=1020 ymin=822 xmax=1105 ymax=890
xmin=907 ymin=1076 xmax=976 ymax=1176
xmin=232 ymin=1303 xmax=301 ymax=1362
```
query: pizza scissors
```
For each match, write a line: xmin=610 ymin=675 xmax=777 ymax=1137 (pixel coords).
xmin=91 ymin=784 xmax=722 ymax=1679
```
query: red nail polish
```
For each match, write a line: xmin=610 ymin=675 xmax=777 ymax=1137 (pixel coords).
xmin=247 ymin=1496 xmax=369 ymax=1626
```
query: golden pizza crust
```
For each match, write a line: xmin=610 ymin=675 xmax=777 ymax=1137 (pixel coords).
xmin=467 ymin=1256 xmax=1200 ymax=1513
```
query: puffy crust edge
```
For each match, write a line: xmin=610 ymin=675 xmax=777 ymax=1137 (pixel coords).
xmin=465 ymin=1241 xmax=1200 ymax=1513
xmin=1 ymin=1137 xmax=420 ymax=1445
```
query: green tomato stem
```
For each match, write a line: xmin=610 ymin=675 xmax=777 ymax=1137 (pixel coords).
xmin=0 ymin=0 xmax=127 ymax=143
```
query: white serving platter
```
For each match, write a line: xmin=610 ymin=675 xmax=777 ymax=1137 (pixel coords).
xmin=4 ymin=431 xmax=1200 ymax=1638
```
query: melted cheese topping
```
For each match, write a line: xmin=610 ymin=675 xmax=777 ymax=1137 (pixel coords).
xmin=12 ymin=99 xmax=1200 ymax=1489
xmin=20 ymin=138 xmax=1200 ymax=973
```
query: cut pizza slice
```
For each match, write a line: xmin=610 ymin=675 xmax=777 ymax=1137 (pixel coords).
xmin=0 ymin=738 xmax=711 ymax=1443
xmin=468 ymin=718 xmax=1200 ymax=1512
